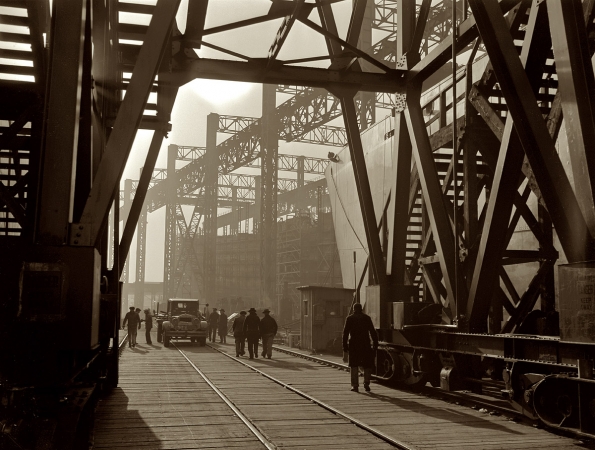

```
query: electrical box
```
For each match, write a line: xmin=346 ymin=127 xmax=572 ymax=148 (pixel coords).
xmin=20 ymin=247 xmax=101 ymax=350
xmin=559 ymin=261 xmax=595 ymax=343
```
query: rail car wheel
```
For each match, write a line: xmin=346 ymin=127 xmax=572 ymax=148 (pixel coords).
xmin=163 ymin=334 xmax=170 ymax=347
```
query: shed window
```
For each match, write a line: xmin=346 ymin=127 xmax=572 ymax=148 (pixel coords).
xmin=326 ymin=300 xmax=341 ymax=317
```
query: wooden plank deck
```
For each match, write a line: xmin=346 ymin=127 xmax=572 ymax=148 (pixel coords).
xmin=206 ymin=342 xmax=591 ymax=450
xmin=93 ymin=334 xmax=591 ymax=450
xmin=91 ymin=334 xmax=393 ymax=449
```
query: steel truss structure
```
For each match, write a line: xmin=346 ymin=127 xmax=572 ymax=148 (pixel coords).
xmin=2 ymin=0 xmax=595 ymax=447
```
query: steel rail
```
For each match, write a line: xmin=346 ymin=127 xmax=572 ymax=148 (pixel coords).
xmin=271 ymin=345 xmax=524 ymax=420
xmin=207 ymin=344 xmax=417 ymax=450
xmin=173 ymin=344 xmax=276 ymax=450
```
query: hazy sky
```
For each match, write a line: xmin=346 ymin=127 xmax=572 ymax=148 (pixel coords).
xmin=122 ymin=0 xmax=360 ymax=282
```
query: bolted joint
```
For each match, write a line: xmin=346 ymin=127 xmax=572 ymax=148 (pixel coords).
xmin=69 ymin=223 xmax=92 ymax=246
xmin=393 ymin=93 xmax=407 ymax=113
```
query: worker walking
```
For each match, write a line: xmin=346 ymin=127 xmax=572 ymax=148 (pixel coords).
xmin=242 ymin=307 xmax=261 ymax=359
xmin=143 ymin=308 xmax=153 ymax=344
xmin=208 ymin=307 xmax=219 ymax=342
xmin=342 ymin=303 xmax=378 ymax=392
xmin=233 ymin=310 xmax=247 ymax=357
xmin=260 ymin=309 xmax=278 ymax=359
xmin=218 ymin=309 xmax=228 ymax=343
xmin=122 ymin=306 xmax=142 ymax=348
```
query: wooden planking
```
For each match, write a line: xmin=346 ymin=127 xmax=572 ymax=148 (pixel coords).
xmin=203 ymin=342 xmax=586 ymax=450
xmin=92 ymin=335 xmax=394 ymax=449
xmin=94 ymin=336 xmax=585 ymax=450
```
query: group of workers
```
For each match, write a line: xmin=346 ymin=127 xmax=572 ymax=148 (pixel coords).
xmin=206 ymin=306 xmax=278 ymax=359
xmin=122 ymin=306 xmax=154 ymax=347
xmin=122 ymin=297 xmax=377 ymax=392
xmin=207 ymin=307 xmax=228 ymax=343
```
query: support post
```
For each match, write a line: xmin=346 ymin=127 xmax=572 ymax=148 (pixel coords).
xmin=260 ymin=84 xmax=278 ymax=308
xmin=204 ymin=113 xmax=219 ymax=305
xmin=163 ymin=145 xmax=177 ymax=301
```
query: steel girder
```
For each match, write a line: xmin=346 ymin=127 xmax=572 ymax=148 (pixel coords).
xmin=470 ymin=0 xmax=594 ymax=265
xmin=465 ymin=1 xmax=553 ymax=332
xmin=261 ymin=85 xmax=279 ymax=307
xmin=134 ymin=205 xmax=148 ymax=307
xmin=203 ymin=113 xmax=219 ymax=305
xmin=218 ymin=114 xmax=347 ymax=147
xmin=73 ymin=0 xmax=180 ymax=247
xmin=547 ymin=0 xmax=595 ymax=237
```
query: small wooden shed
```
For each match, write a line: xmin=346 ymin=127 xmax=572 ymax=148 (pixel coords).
xmin=297 ymin=286 xmax=355 ymax=353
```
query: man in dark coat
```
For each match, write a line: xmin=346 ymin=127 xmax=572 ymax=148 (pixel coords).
xmin=342 ymin=303 xmax=378 ymax=392
xmin=122 ymin=306 xmax=141 ymax=348
xmin=143 ymin=308 xmax=153 ymax=344
xmin=208 ymin=307 xmax=219 ymax=342
xmin=232 ymin=311 xmax=247 ymax=357
xmin=242 ymin=307 xmax=261 ymax=359
xmin=260 ymin=309 xmax=278 ymax=359
xmin=218 ymin=309 xmax=228 ymax=343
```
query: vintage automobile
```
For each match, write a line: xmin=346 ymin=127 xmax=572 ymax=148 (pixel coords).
xmin=158 ymin=298 xmax=208 ymax=347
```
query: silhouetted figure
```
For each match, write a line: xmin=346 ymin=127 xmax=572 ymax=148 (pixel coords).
xmin=208 ymin=307 xmax=219 ymax=342
xmin=233 ymin=311 xmax=247 ymax=356
xmin=242 ymin=307 xmax=261 ymax=359
xmin=123 ymin=306 xmax=141 ymax=348
xmin=342 ymin=303 xmax=378 ymax=392
xmin=218 ymin=309 xmax=228 ymax=343
xmin=144 ymin=308 xmax=153 ymax=344
xmin=260 ymin=309 xmax=278 ymax=359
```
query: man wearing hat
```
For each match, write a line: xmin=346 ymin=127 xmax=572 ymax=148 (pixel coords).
xmin=242 ymin=307 xmax=261 ymax=359
xmin=260 ymin=309 xmax=278 ymax=359
xmin=218 ymin=308 xmax=228 ymax=343
xmin=232 ymin=311 xmax=247 ymax=357
xmin=208 ymin=307 xmax=219 ymax=342
xmin=143 ymin=308 xmax=153 ymax=344
xmin=342 ymin=303 xmax=378 ymax=392
xmin=122 ymin=306 xmax=141 ymax=348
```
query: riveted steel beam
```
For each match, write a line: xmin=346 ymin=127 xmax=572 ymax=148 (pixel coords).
xmin=36 ymin=0 xmax=86 ymax=245
xmin=405 ymin=84 xmax=457 ymax=318
xmin=466 ymin=1 xmax=552 ymax=331
xmin=469 ymin=0 xmax=593 ymax=266
xmin=340 ymin=93 xmax=387 ymax=289
xmin=76 ymin=0 xmax=180 ymax=246
xmin=548 ymin=0 xmax=595 ymax=237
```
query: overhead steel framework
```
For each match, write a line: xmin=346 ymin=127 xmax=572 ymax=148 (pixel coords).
xmin=4 ymin=0 xmax=595 ymax=445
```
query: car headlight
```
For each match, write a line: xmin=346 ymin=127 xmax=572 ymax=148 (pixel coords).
xmin=171 ymin=317 xmax=179 ymax=329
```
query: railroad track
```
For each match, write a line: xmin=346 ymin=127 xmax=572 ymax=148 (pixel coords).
xmin=270 ymin=345 xmax=527 ymax=421
xmin=172 ymin=342 xmax=416 ymax=450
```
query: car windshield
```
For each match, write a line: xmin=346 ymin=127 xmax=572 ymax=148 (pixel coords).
xmin=170 ymin=302 xmax=198 ymax=316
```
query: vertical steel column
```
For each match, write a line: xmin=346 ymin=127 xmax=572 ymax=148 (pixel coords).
xmin=387 ymin=0 xmax=415 ymax=294
xmin=340 ymin=94 xmax=387 ymax=290
xmin=254 ymin=176 xmax=261 ymax=234
xmin=538 ymin=203 xmax=555 ymax=315
xmin=134 ymin=204 xmax=147 ymax=310
xmin=547 ymin=0 xmax=595 ymax=237
xmin=163 ymin=145 xmax=177 ymax=301
xmin=36 ymin=0 xmax=86 ymax=245
xmin=260 ymin=84 xmax=278 ymax=308
xmin=297 ymin=155 xmax=305 ymax=211
xmin=204 ymin=113 xmax=219 ymax=305
xmin=355 ymin=0 xmax=375 ymax=130
xmin=121 ymin=179 xmax=132 ymax=284
xmin=232 ymin=186 xmax=238 ymax=235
